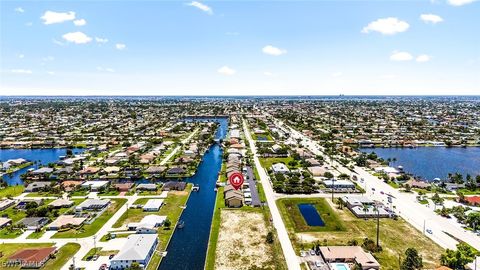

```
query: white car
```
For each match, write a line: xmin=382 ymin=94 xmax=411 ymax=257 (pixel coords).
xmin=315 ymin=261 xmax=322 ymax=267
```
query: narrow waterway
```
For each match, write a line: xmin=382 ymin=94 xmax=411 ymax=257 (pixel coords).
xmin=0 ymin=148 xmax=85 ymax=185
xmin=159 ymin=117 xmax=228 ymax=270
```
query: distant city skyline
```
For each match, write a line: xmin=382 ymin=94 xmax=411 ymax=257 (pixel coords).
xmin=1 ymin=0 xmax=479 ymax=96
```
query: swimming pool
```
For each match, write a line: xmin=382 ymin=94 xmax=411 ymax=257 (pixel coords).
xmin=297 ymin=203 xmax=325 ymax=226
xmin=330 ymin=263 xmax=350 ymax=270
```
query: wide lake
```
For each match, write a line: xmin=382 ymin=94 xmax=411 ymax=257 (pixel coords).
xmin=360 ymin=147 xmax=480 ymax=181
xmin=0 ymin=148 xmax=85 ymax=185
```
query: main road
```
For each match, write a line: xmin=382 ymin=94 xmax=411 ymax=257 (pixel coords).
xmin=279 ymin=120 xmax=480 ymax=251
xmin=243 ymin=119 xmax=301 ymax=270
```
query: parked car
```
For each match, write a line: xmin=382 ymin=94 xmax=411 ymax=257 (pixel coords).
xmin=315 ymin=261 xmax=322 ymax=267
xmin=309 ymin=249 xmax=316 ymax=255
xmin=92 ymin=255 xmax=99 ymax=261
xmin=426 ymin=229 xmax=433 ymax=234
xmin=109 ymin=254 xmax=115 ymax=259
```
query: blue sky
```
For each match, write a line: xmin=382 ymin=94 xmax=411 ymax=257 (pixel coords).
xmin=1 ymin=0 xmax=479 ymax=95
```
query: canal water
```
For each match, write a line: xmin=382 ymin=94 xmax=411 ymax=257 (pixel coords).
xmin=0 ymin=148 xmax=85 ymax=185
xmin=360 ymin=147 xmax=480 ymax=181
xmin=159 ymin=117 xmax=228 ymax=270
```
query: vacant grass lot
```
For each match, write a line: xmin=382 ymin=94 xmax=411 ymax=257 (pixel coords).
xmin=52 ymin=198 xmax=126 ymax=238
xmin=259 ymin=157 xmax=297 ymax=170
xmin=279 ymin=198 xmax=444 ymax=269
xmin=113 ymin=197 xmax=162 ymax=228
xmin=44 ymin=243 xmax=80 ymax=270
xmin=277 ymin=198 xmax=346 ymax=232
xmin=0 ymin=185 xmax=24 ymax=198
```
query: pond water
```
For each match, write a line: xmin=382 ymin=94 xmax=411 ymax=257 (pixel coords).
xmin=360 ymin=147 xmax=480 ymax=181
xmin=298 ymin=203 xmax=325 ymax=226
xmin=0 ymin=148 xmax=85 ymax=185
xmin=159 ymin=117 xmax=228 ymax=270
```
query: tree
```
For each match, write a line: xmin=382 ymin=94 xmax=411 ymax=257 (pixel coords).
xmin=440 ymin=243 xmax=477 ymax=270
xmin=400 ymin=248 xmax=423 ymax=270
xmin=164 ymin=218 xmax=171 ymax=228
xmin=127 ymin=262 xmax=143 ymax=270
xmin=266 ymin=231 xmax=274 ymax=244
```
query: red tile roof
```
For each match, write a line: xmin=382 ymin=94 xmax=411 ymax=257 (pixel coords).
xmin=8 ymin=247 xmax=56 ymax=265
xmin=465 ymin=196 xmax=480 ymax=205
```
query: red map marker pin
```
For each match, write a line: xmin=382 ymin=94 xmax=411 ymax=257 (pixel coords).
xmin=229 ymin=171 xmax=244 ymax=190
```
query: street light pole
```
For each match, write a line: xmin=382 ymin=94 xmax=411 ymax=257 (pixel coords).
xmin=331 ymin=178 xmax=335 ymax=202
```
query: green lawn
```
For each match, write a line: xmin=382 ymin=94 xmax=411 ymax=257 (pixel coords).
xmin=52 ymin=198 xmax=126 ymax=238
xmin=0 ymin=243 xmax=54 ymax=269
xmin=279 ymin=198 xmax=444 ymax=269
xmin=259 ymin=156 xmax=297 ymax=170
xmin=204 ymin=187 xmax=225 ymax=270
xmin=0 ymin=227 xmax=23 ymax=238
xmin=26 ymin=192 xmax=63 ymax=197
xmin=44 ymin=243 xmax=80 ymax=270
xmin=0 ymin=185 xmax=24 ymax=198
xmin=277 ymin=198 xmax=346 ymax=232
xmin=81 ymin=247 xmax=102 ymax=260
xmin=113 ymin=197 xmax=161 ymax=228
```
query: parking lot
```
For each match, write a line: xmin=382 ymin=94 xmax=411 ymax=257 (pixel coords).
xmin=299 ymin=250 xmax=329 ymax=270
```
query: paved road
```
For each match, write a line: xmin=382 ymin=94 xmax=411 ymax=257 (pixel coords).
xmin=243 ymin=119 xmax=301 ymax=270
xmin=245 ymin=166 xmax=261 ymax=207
xmin=160 ymin=128 xmax=199 ymax=165
xmin=282 ymin=121 xmax=480 ymax=251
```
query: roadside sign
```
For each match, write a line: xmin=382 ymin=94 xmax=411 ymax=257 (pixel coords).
xmin=229 ymin=171 xmax=244 ymax=190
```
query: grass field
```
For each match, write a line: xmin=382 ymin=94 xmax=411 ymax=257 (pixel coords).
xmin=0 ymin=185 xmax=24 ymax=198
xmin=52 ymin=198 xmax=126 ymax=238
xmin=0 ymin=243 xmax=54 ymax=269
xmin=113 ymin=197 xmax=162 ymax=228
xmin=278 ymin=198 xmax=444 ymax=269
xmin=44 ymin=243 xmax=80 ymax=270
xmin=277 ymin=198 xmax=346 ymax=232
xmin=259 ymin=156 xmax=297 ymax=170
xmin=204 ymin=187 xmax=225 ymax=270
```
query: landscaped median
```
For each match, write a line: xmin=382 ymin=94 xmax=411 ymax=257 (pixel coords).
xmin=276 ymin=197 xmax=444 ymax=269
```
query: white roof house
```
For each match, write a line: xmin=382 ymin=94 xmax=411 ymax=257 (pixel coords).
xmin=81 ymin=180 xmax=109 ymax=191
xmin=143 ymin=199 xmax=164 ymax=212
xmin=128 ymin=214 xmax=167 ymax=232
xmin=75 ymin=199 xmax=110 ymax=211
xmin=110 ymin=234 xmax=159 ymax=270
xmin=271 ymin=163 xmax=290 ymax=174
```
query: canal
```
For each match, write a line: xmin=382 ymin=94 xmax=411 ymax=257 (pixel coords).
xmin=0 ymin=148 xmax=85 ymax=185
xmin=159 ymin=117 xmax=228 ymax=270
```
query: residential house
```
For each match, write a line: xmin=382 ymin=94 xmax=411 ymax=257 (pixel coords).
xmin=110 ymin=234 xmax=159 ymax=270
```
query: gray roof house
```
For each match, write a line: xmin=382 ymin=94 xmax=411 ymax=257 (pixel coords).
xmin=25 ymin=181 xmax=52 ymax=192
xmin=110 ymin=234 xmax=159 ymax=270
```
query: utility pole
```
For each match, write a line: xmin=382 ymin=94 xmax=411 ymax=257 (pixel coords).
xmin=423 ymin=219 xmax=426 ymax=235
xmin=376 ymin=205 xmax=380 ymax=248
xmin=331 ymin=178 xmax=335 ymax=202
xmin=93 ymin=235 xmax=97 ymax=254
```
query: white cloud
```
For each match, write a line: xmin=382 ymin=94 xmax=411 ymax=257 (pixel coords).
xmin=42 ymin=56 xmax=55 ymax=62
xmin=41 ymin=11 xmax=76 ymax=25
xmin=420 ymin=14 xmax=443 ymax=24
xmin=95 ymin=37 xmax=109 ymax=44
xmin=362 ymin=17 xmax=410 ymax=35
xmin=25 ymin=22 xmax=33 ymax=27
xmin=186 ymin=1 xmax=213 ymax=15
xmin=390 ymin=51 xmax=413 ymax=61
xmin=263 ymin=71 xmax=275 ymax=76
xmin=331 ymin=72 xmax=343 ymax=77
xmin=416 ymin=54 xmax=431 ymax=62
xmin=116 ymin=43 xmax=126 ymax=50
xmin=217 ymin=66 xmax=236 ymax=76
xmin=97 ymin=67 xmax=115 ymax=73
xmin=73 ymin=19 xmax=87 ymax=26
xmin=52 ymin=39 xmax=65 ymax=46
xmin=447 ymin=0 xmax=477 ymax=6
xmin=18 ymin=54 xmax=25 ymax=59
xmin=15 ymin=7 xmax=25 ymax=13
xmin=62 ymin=32 xmax=92 ymax=44
xmin=262 ymin=45 xmax=287 ymax=56
xmin=11 ymin=69 xmax=32 ymax=74
xmin=47 ymin=71 xmax=55 ymax=75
